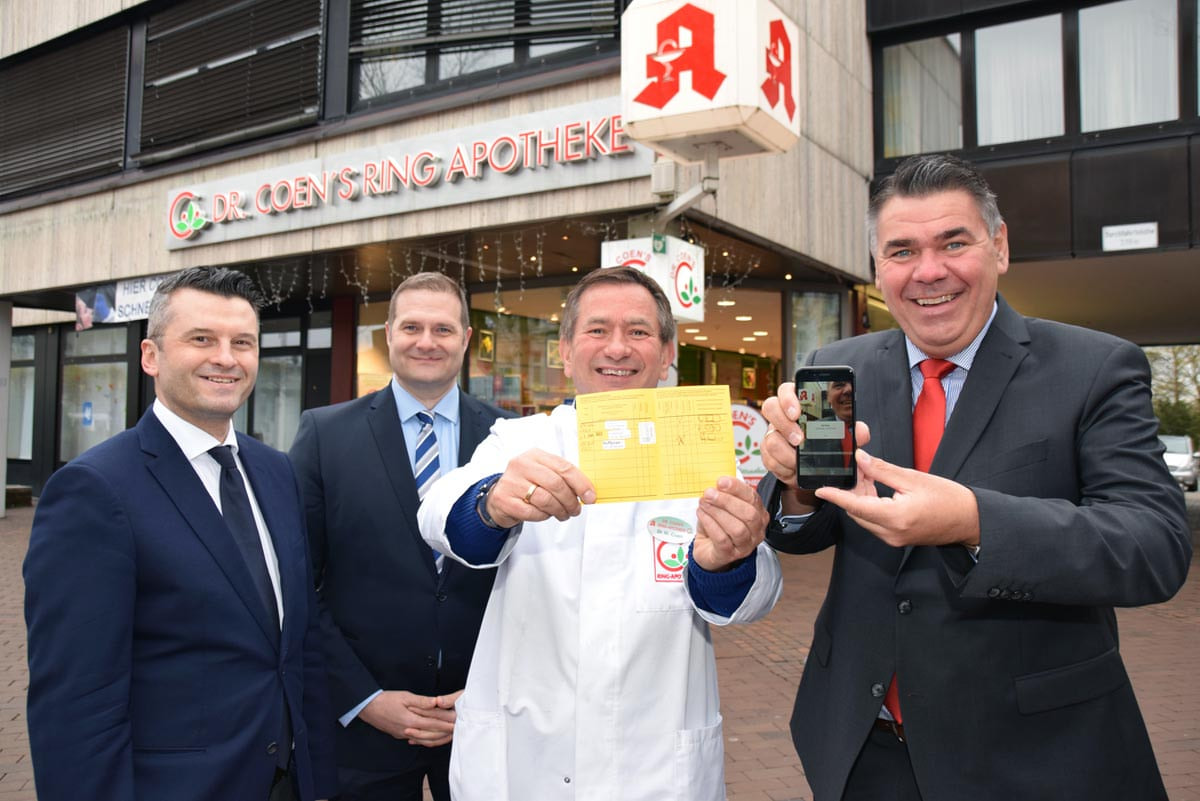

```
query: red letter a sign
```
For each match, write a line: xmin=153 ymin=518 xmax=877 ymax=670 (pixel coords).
xmin=633 ymin=3 xmax=726 ymax=110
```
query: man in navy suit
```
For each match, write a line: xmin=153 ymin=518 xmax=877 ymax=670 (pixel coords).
xmin=758 ymin=154 xmax=1191 ymax=801
xmin=24 ymin=267 xmax=337 ymax=801
xmin=289 ymin=271 xmax=512 ymax=800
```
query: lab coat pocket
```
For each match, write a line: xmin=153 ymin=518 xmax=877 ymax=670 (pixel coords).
xmin=673 ymin=717 xmax=726 ymax=801
xmin=449 ymin=704 xmax=508 ymax=797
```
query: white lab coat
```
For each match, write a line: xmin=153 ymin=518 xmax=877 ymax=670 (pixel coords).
xmin=419 ymin=405 xmax=782 ymax=801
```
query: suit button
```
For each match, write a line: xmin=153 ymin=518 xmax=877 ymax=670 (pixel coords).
xmin=426 ymin=656 xmax=437 ymax=667
xmin=988 ymin=587 xmax=1001 ymax=598
xmin=266 ymin=742 xmax=279 ymax=755
xmin=436 ymin=593 xmax=448 ymax=602
xmin=897 ymin=600 xmax=912 ymax=615
xmin=871 ymin=682 xmax=885 ymax=698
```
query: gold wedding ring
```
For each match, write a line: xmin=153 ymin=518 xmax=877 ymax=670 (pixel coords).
xmin=522 ymin=483 xmax=539 ymax=504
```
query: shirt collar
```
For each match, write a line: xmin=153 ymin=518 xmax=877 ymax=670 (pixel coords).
xmin=905 ymin=300 xmax=998 ymax=373
xmin=390 ymin=377 xmax=461 ymax=424
xmin=152 ymin=399 xmax=236 ymax=460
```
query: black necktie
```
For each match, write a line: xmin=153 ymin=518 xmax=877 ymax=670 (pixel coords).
xmin=208 ymin=445 xmax=279 ymax=631
xmin=209 ymin=445 xmax=291 ymax=768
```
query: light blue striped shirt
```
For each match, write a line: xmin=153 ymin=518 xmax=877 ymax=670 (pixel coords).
xmin=392 ymin=378 xmax=461 ymax=473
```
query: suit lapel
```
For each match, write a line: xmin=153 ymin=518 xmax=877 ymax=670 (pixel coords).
xmin=368 ymin=388 xmax=421 ymax=506
xmin=867 ymin=330 xmax=915 ymax=481
xmin=931 ymin=298 xmax=1030 ymax=479
xmin=367 ymin=388 xmax=440 ymax=579
xmin=894 ymin=297 xmax=1029 ymax=573
xmin=139 ymin=413 xmax=281 ymax=649
xmin=457 ymin=394 xmax=493 ymax=467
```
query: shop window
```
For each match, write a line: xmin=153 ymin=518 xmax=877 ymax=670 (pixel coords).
xmin=468 ymin=288 xmax=569 ymax=415
xmin=790 ymin=292 xmax=842 ymax=374
xmin=60 ymin=327 xmax=129 ymax=463
xmin=250 ymin=317 xmax=303 ymax=451
xmin=254 ymin=354 xmax=304 ymax=450
xmin=1079 ymin=0 xmax=1177 ymax=132
xmin=8 ymin=334 xmax=36 ymax=460
xmin=356 ymin=300 xmax=393 ymax=397
xmin=882 ymin=34 xmax=962 ymax=158
xmin=976 ymin=15 xmax=1063 ymax=146
xmin=350 ymin=0 xmax=623 ymax=109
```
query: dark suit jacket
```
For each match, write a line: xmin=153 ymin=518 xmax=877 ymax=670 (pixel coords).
xmin=289 ymin=387 xmax=512 ymax=771
xmin=762 ymin=296 xmax=1191 ymax=801
xmin=24 ymin=409 xmax=337 ymax=801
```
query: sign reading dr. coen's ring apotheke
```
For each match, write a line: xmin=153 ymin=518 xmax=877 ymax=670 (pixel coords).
xmin=165 ymin=97 xmax=654 ymax=249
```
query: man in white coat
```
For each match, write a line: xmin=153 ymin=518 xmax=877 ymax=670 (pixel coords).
xmin=419 ymin=266 xmax=782 ymax=801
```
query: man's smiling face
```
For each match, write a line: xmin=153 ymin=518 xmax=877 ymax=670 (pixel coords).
xmin=873 ymin=189 xmax=1009 ymax=358
xmin=560 ymin=282 xmax=673 ymax=396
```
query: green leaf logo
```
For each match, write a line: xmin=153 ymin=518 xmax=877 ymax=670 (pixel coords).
xmin=173 ymin=201 xmax=207 ymax=236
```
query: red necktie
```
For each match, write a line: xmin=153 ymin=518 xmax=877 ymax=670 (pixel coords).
xmin=885 ymin=358 xmax=956 ymax=724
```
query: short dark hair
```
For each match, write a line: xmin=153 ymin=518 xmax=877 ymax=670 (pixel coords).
xmin=559 ymin=266 xmax=676 ymax=344
xmin=867 ymin=154 xmax=1003 ymax=255
xmin=386 ymin=272 xmax=469 ymax=330
xmin=146 ymin=267 xmax=263 ymax=341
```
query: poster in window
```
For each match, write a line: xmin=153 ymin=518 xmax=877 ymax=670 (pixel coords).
xmin=546 ymin=337 xmax=564 ymax=369
xmin=477 ymin=330 xmax=495 ymax=363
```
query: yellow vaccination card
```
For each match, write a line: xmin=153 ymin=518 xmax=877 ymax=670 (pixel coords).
xmin=575 ymin=385 xmax=735 ymax=503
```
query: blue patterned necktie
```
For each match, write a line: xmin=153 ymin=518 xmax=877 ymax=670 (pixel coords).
xmin=414 ymin=411 xmax=441 ymax=500
xmin=414 ymin=411 xmax=444 ymax=571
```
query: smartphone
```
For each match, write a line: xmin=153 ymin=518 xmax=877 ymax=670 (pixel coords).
xmin=793 ymin=366 xmax=856 ymax=489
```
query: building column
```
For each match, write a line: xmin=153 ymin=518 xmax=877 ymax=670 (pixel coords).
xmin=0 ymin=301 xmax=11 ymax=519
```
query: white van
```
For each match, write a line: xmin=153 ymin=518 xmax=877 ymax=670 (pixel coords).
xmin=1159 ymin=434 xmax=1199 ymax=492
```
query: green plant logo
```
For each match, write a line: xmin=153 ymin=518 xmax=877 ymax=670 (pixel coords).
xmin=674 ymin=260 xmax=702 ymax=308
xmin=734 ymin=433 xmax=760 ymax=465
xmin=168 ymin=191 xmax=209 ymax=241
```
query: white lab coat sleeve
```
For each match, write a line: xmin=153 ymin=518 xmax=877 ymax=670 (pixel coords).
xmin=417 ymin=423 xmax=525 ymax=569
xmin=692 ymin=541 xmax=782 ymax=626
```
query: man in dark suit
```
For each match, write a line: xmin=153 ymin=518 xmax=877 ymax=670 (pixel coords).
xmin=289 ymin=271 xmax=512 ymax=801
xmin=24 ymin=266 xmax=337 ymax=801
xmin=759 ymin=154 xmax=1192 ymax=801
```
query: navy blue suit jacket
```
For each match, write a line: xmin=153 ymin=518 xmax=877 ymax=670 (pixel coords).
xmin=24 ymin=409 xmax=337 ymax=801
xmin=290 ymin=388 xmax=512 ymax=771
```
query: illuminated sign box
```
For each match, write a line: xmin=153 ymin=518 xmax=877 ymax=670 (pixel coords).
xmin=621 ymin=0 xmax=802 ymax=163
xmin=601 ymin=235 xmax=705 ymax=323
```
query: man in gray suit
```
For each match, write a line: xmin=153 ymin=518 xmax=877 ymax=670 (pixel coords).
xmin=758 ymin=154 xmax=1191 ymax=801
xmin=290 ymin=272 xmax=512 ymax=801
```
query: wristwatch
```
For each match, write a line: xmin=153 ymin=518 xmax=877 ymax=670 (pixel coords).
xmin=475 ymin=477 xmax=508 ymax=530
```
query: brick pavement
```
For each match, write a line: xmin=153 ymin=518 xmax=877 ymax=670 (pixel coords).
xmin=0 ymin=502 xmax=1197 ymax=800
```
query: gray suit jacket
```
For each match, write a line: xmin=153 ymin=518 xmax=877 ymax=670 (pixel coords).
xmin=763 ymin=296 xmax=1190 ymax=801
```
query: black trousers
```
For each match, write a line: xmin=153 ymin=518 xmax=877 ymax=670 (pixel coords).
xmin=841 ymin=725 xmax=923 ymax=801
xmin=268 ymin=762 xmax=300 ymax=801
xmin=336 ymin=749 xmax=452 ymax=801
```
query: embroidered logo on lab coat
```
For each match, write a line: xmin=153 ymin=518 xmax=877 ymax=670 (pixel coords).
xmin=648 ymin=516 xmax=693 ymax=582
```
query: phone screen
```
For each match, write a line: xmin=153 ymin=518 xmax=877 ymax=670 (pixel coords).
xmin=794 ymin=366 xmax=856 ymax=489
